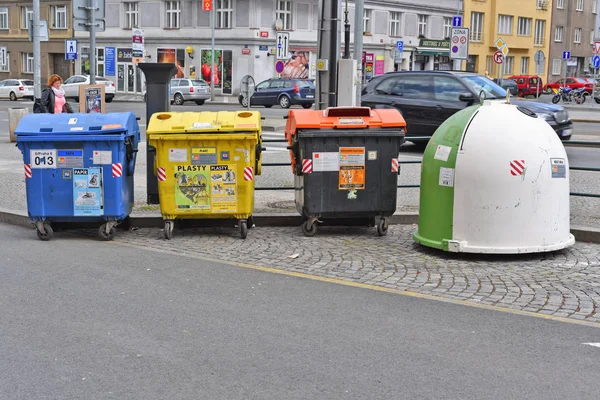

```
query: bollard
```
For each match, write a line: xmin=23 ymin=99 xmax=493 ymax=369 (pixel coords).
xmin=138 ymin=63 xmax=178 ymax=204
xmin=8 ymin=108 xmax=29 ymax=143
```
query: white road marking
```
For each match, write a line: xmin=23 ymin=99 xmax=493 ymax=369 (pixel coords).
xmin=583 ymin=343 xmax=600 ymax=348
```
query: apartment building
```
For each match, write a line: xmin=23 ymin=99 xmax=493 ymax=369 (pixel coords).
xmin=0 ymin=1 xmax=73 ymax=81
xmin=74 ymin=0 xmax=459 ymax=96
xmin=464 ymin=0 xmax=552 ymax=83
xmin=548 ymin=0 xmax=597 ymax=80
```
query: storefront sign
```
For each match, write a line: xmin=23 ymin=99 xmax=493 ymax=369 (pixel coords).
xmin=105 ymin=47 xmax=115 ymax=76
xmin=419 ymin=39 xmax=451 ymax=49
xmin=375 ymin=55 xmax=385 ymax=75
xmin=117 ymin=48 xmax=132 ymax=63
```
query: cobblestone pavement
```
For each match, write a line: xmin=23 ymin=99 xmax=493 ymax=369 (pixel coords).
xmin=85 ymin=224 xmax=600 ymax=324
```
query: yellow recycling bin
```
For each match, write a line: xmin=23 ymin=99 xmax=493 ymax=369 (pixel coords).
xmin=146 ymin=111 xmax=263 ymax=239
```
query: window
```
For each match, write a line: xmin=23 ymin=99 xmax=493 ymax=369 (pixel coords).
xmin=552 ymin=59 xmax=561 ymax=75
xmin=486 ymin=55 xmax=496 ymax=76
xmin=536 ymin=0 xmax=548 ymax=9
xmin=576 ymin=0 xmax=584 ymax=11
xmin=574 ymin=28 xmax=582 ymax=43
xmin=389 ymin=12 xmax=401 ymax=37
xmin=0 ymin=53 xmax=9 ymax=72
xmin=470 ymin=12 xmax=484 ymax=42
xmin=556 ymin=0 xmax=564 ymax=8
xmin=216 ymin=0 xmax=233 ymax=28
xmin=517 ymin=17 xmax=531 ymax=36
xmin=276 ymin=1 xmax=292 ymax=31
xmin=433 ymin=76 xmax=468 ymax=102
xmin=555 ymin=26 xmax=563 ymax=42
xmin=503 ymin=56 xmax=514 ymax=75
xmin=498 ymin=15 xmax=513 ymax=35
xmin=51 ymin=5 xmax=68 ymax=29
xmin=363 ymin=9 xmax=372 ymax=34
xmin=124 ymin=2 xmax=139 ymax=29
xmin=443 ymin=17 xmax=452 ymax=39
xmin=22 ymin=53 xmax=34 ymax=73
xmin=417 ymin=14 xmax=428 ymax=37
xmin=0 ymin=7 xmax=8 ymax=30
xmin=534 ymin=20 xmax=545 ymax=46
xmin=165 ymin=1 xmax=180 ymax=29
xmin=21 ymin=7 xmax=33 ymax=29
xmin=521 ymin=57 xmax=530 ymax=74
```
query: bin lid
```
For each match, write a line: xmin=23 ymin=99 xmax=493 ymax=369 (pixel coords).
xmin=14 ymin=112 xmax=139 ymax=136
xmin=285 ymin=107 xmax=406 ymax=134
xmin=146 ymin=111 xmax=262 ymax=135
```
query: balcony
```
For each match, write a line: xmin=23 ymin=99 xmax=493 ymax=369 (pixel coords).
xmin=536 ymin=0 xmax=550 ymax=10
xmin=470 ymin=31 xmax=483 ymax=42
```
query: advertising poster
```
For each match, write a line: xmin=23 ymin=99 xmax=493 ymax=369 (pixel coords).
xmin=78 ymin=85 xmax=105 ymax=113
xmin=73 ymin=167 xmax=103 ymax=216
xmin=174 ymin=165 xmax=237 ymax=212
xmin=364 ymin=53 xmax=374 ymax=81
xmin=200 ymin=50 xmax=233 ymax=93
xmin=157 ymin=48 xmax=185 ymax=78
xmin=105 ymin=47 xmax=116 ymax=76
xmin=282 ymin=51 xmax=310 ymax=79
xmin=375 ymin=55 xmax=385 ymax=75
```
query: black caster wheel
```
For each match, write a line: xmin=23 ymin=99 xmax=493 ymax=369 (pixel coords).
xmin=248 ymin=215 xmax=255 ymax=229
xmin=301 ymin=220 xmax=317 ymax=237
xmin=36 ymin=223 xmax=53 ymax=241
xmin=240 ymin=221 xmax=248 ymax=239
xmin=164 ymin=221 xmax=174 ymax=240
xmin=98 ymin=224 xmax=116 ymax=241
xmin=376 ymin=218 xmax=388 ymax=237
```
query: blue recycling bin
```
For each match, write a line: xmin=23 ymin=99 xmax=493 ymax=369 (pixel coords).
xmin=15 ymin=112 xmax=140 ymax=241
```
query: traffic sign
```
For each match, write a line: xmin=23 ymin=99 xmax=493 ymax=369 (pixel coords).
xmin=202 ymin=0 xmax=212 ymax=11
xmin=450 ymin=28 xmax=469 ymax=60
xmin=595 ymin=41 xmax=600 ymax=55
xmin=452 ymin=16 xmax=462 ymax=27
xmin=534 ymin=50 xmax=545 ymax=63
xmin=562 ymin=50 xmax=571 ymax=59
xmin=0 ymin=46 xmax=6 ymax=67
xmin=65 ymin=39 xmax=77 ymax=60
xmin=593 ymin=55 xmax=600 ymax=69
xmin=275 ymin=60 xmax=285 ymax=74
xmin=276 ymin=32 xmax=289 ymax=60
xmin=396 ymin=41 xmax=404 ymax=52
xmin=493 ymin=50 xmax=504 ymax=64
xmin=73 ymin=0 xmax=105 ymax=32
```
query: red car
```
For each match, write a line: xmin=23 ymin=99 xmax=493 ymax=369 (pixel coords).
xmin=544 ymin=77 xmax=594 ymax=94
xmin=507 ymin=75 xmax=544 ymax=97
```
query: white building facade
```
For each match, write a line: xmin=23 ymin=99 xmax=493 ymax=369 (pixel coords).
xmin=74 ymin=0 xmax=460 ymax=96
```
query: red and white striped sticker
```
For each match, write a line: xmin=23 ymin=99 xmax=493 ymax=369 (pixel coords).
xmin=243 ymin=166 xmax=254 ymax=181
xmin=302 ymin=159 xmax=313 ymax=174
xmin=510 ymin=160 xmax=526 ymax=176
xmin=391 ymin=158 xmax=399 ymax=173
xmin=112 ymin=163 xmax=123 ymax=178
xmin=24 ymin=164 xmax=32 ymax=179
xmin=157 ymin=167 xmax=167 ymax=182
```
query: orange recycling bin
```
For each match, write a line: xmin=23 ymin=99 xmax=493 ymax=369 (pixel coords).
xmin=285 ymin=107 xmax=406 ymax=237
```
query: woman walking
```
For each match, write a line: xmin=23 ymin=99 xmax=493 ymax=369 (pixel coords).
xmin=35 ymin=74 xmax=73 ymax=114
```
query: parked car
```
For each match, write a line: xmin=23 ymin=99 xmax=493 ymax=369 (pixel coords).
xmin=507 ymin=75 xmax=543 ymax=97
xmin=492 ymin=78 xmax=518 ymax=96
xmin=238 ymin=78 xmax=315 ymax=109
xmin=0 ymin=78 xmax=34 ymax=101
xmin=360 ymin=71 xmax=573 ymax=146
xmin=170 ymin=78 xmax=211 ymax=105
xmin=544 ymin=77 xmax=593 ymax=94
xmin=62 ymin=75 xmax=116 ymax=103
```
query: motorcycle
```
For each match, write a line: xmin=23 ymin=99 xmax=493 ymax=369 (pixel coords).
xmin=572 ymin=87 xmax=587 ymax=104
xmin=551 ymin=87 xmax=573 ymax=104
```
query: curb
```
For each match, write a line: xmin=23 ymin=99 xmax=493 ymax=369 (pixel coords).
xmin=572 ymin=118 xmax=600 ymax=123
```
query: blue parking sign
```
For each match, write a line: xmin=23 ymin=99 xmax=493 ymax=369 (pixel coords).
xmin=396 ymin=41 xmax=404 ymax=52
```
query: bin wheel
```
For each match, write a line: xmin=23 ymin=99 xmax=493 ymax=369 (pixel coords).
xmin=36 ymin=223 xmax=53 ymax=241
xmin=240 ymin=221 xmax=248 ymax=239
xmin=164 ymin=221 xmax=174 ymax=240
xmin=98 ymin=224 xmax=116 ymax=241
xmin=301 ymin=220 xmax=318 ymax=237
xmin=376 ymin=218 xmax=388 ymax=237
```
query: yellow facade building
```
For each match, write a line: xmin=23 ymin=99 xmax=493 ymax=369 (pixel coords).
xmin=464 ymin=0 xmax=552 ymax=84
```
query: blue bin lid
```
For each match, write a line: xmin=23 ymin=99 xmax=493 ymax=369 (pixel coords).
xmin=14 ymin=112 xmax=140 ymax=136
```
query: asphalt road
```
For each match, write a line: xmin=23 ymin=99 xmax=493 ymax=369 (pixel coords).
xmin=1 ymin=223 xmax=600 ymax=399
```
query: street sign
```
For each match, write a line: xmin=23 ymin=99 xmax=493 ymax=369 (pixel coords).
xmin=240 ymin=74 xmax=255 ymax=110
xmin=132 ymin=28 xmax=144 ymax=58
xmin=28 ymin=20 xmax=49 ymax=42
xmin=65 ymin=39 xmax=78 ymax=60
xmin=493 ymin=50 xmax=503 ymax=64
xmin=275 ymin=60 xmax=285 ymax=74
xmin=202 ymin=0 xmax=212 ymax=11
xmin=534 ymin=50 xmax=545 ymax=63
xmin=73 ymin=0 xmax=105 ymax=32
xmin=494 ymin=37 xmax=509 ymax=57
xmin=593 ymin=55 xmax=600 ymax=69
xmin=396 ymin=41 xmax=404 ymax=52
xmin=0 ymin=47 xmax=7 ymax=67
xmin=450 ymin=28 xmax=469 ymax=60
xmin=276 ymin=32 xmax=289 ymax=60
xmin=452 ymin=16 xmax=462 ymax=27
xmin=562 ymin=50 xmax=571 ymax=59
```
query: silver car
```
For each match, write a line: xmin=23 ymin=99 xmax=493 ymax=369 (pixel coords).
xmin=62 ymin=75 xmax=116 ymax=103
xmin=0 ymin=78 xmax=34 ymax=101
xmin=170 ymin=79 xmax=211 ymax=105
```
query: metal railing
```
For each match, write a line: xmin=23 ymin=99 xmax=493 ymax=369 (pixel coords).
xmin=258 ymin=136 xmax=600 ymax=198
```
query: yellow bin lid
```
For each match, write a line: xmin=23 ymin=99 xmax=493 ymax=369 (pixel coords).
xmin=146 ymin=111 xmax=262 ymax=135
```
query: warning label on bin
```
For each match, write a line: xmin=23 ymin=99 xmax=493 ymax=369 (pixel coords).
xmin=57 ymin=149 xmax=84 ymax=168
xmin=551 ymin=158 xmax=566 ymax=178
xmin=339 ymin=147 xmax=365 ymax=165
xmin=73 ymin=167 xmax=104 ymax=216
xmin=339 ymin=165 xmax=365 ymax=190
xmin=174 ymin=164 xmax=237 ymax=212
xmin=191 ymin=147 xmax=218 ymax=165
xmin=313 ymin=152 xmax=339 ymax=172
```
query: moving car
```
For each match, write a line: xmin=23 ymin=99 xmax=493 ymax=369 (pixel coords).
xmin=544 ymin=77 xmax=593 ymax=94
xmin=62 ymin=75 xmax=116 ymax=103
xmin=238 ymin=78 xmax=315 ymax=109
xmin=507 ymin=75 xmax=543 ymax=97
xmin=492 ymin=78 xmax=518 ymax=96
xmin=361 ymin=71 xmax=573 ymax=145
xmin=170 ymin=78 xmax=211 ymax=105
xmin=0 ymin=79 xmax=34 ymax=101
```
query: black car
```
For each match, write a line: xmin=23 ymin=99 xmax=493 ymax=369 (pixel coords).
xmin=238 ymin=78 xmax=315 ymax=109
xmin=361 ymin=71 xmax=573 ymax=145
xmin=493 ymin=78 xmax=518 ymax=96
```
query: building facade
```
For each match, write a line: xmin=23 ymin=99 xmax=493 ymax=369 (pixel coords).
xmin=548 ymin=0 xmax=597 ymax=80
xmin=0 ymin=0 xmax=73 ymax=82
xmin=464 ymin=0 xmax=552 ymax=83
xmin=73 ymin=0 xmax=460 ymax=96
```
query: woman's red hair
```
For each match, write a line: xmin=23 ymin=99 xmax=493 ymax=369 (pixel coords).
xmin=47 ymin=74 xmax=62 ymax=87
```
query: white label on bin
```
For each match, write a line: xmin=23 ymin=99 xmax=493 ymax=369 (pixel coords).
xmin=439 ymin=167 xmax=455 ymax=188
xmin=434 ymin=145 xmax=452 ymax=162
xmin=192 ymin=122 xmax=215 ymax=129
xmin=339 ymin=147 xmax=365 ymax=166
xmin=93 ymin=150 xmax=112 ymax=165
xmin=70 ymin=127 xmax=83 ymax=131
xmin=30 ymin=149 xmax=57 ymax=169
xmin=313 ymin=152 xmax=339 ymax=172
xmin=169 ymin=148 xmax=188 ymax=162
xmin=68 ymin=118 xmax=77 ymax=125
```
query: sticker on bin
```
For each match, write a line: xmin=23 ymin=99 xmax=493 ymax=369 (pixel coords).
xmin=73 ymin=168 xmax=103 ymax=217
xmin=302 ymin=159 xmax=313 ymax=174
xmin=192 ymin=147 xmax=217 ymax=165
xmin=169 ymin=148 xmax=188 ymax=163
xmin=510 ymin=160 xmax=526 ymax=176
xmin=439 ymin=167 xmax=455 ymax=187
xmin=243 ymin=167 xmax=254 ymax=181
xmin=339 ymin=166 xmax=365 ymax=190
xmin=157 ymin=167 xmax=167 ymax=182
xmin=551 ymin=158 xmax=566 ymax=178
xmin=339 ymin=147 xmax=365 ymax=165
xmin=57 ymin=149 xmax=84 ymax=168
xmin=337 ymin=117 xmax=364 ymax=125
xmin=93 ymin=150 xmax=112 ymax=165
xmin=30 ymin=149 xmax=57 ymax=169
xmin=24 ymin=164 xmax=32 ymax=178
xmin=192 ymin=122 xmax=215 ymax=129
xmin=112 ymin=163 xmax=123 ymax=178
xmin=434 ymin=145 xmax=452 ymax=162
xmin=313 ymin=152 xmax=339 ymax=172
xmin=391 ymin=158 xmax=399 ymax=173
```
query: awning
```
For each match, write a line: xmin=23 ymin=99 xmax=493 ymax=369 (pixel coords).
xmin=417 ymin=47 xmax=449 ymax=56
